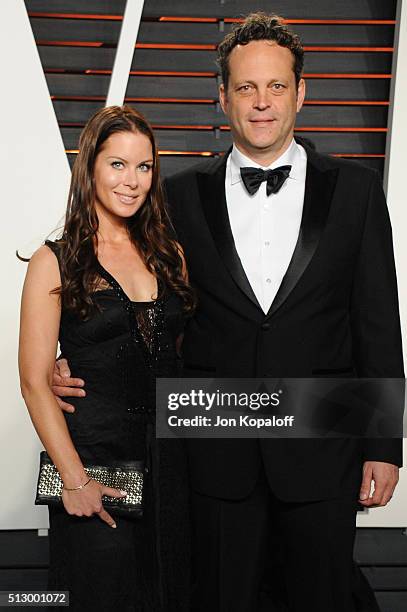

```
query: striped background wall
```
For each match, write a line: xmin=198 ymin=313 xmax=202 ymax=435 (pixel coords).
xmin=25 ymin=0 xmax=396 ymax=177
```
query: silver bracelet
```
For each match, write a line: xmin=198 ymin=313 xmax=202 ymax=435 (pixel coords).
xmin=63 ymin=477 xmax=92 ymax=491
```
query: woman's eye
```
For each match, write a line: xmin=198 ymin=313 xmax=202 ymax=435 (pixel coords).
xmin=138 ymin=163 xmax=153 ymax=172
xmin=111 ymin=161 xmax=123 ymax=169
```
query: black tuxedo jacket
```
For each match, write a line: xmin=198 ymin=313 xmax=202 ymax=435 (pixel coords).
xmin=164 ymin=143 xmax=404 ymax=502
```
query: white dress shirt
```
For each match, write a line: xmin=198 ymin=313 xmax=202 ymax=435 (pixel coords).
xmin=225 ymin=139 xmax=307 ymax=313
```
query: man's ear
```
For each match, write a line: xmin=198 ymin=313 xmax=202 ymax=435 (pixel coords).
xmin=296 ymin=78 xmax=306 ymax=113
xmin=219 ymin=83 xmax=228 ymax=115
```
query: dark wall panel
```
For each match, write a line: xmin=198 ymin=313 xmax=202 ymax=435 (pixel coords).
xmin=55 ymin=104 xmax=387 ymax=129
xmin=37 ymin=46 xmax=117 ymax=71
xmin=136 ymin=22 xmax=395 ymax=47
xmin=375 ymin=592 xmax=407 ymax=612
xmin=128 ymin=49 xmax=393 ymax=74
xmin=355 ymin=529 xmax=407 ymax=565
xmin=25 ymin=0 xmax=126 ymax=13
xmin=30 ymin=18 xmax=122 ymax=44
xmin=361 ymin=567 xmax=407 ymax=590
xmin=141 ymin=0 xmax=397 ymax=20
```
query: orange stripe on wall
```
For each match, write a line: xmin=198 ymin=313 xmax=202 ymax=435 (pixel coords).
xmin=28 ymin=12 xmax=123 ymax=20
xmin=29 ymin=14 xmax=395 ymax=26
xmin=218 ymin=126 xmax=387 ymax=132
xmin=67 ymin=150 xmax=216 ymax=157
xmin=124 ymin=97 xmax=214 ymax=103
xmin=51 ymin=95 xmax=105 ymax=101
xmin=159 ymin=17 xmax=217 ymax=23
xmin=304 ymin=46 xmax=393 ymax=52
xmin=84 ymin=70 xmax=217 ymax=77
xmin=59 ymin=124 xmax=387 ymax=132
xmin=47 ymin=69 xmax=390 ymax=79
xmin=51 ymin=96 xmax=214 ymax=103
xmin=158 ymin=16 xmax=395 ymax=25
xmin=37 ymin=40 xmax=104 ymax=47
xmin=295 ymin=127 xmax=387 ymax=132
xmin=135 ymin=43 xmax=216 ymax=50
xmin=135 ymin=43 xmax=393 ymax=52
xmin=304 ymin=73 xmax=391 ymax=79
xmin=36 ymin=41 xmax=394 ymax=52
xmin=332 ymin=153 xmax=385 ymax=157
xmin=52 ymin=96 xmax=389 ymax=106
xmin=66 ymin=150 xmax=385 ymax=159
xmin=304 ymin=100 xmax=389 ymax=105
xmin=226 ymin=18 xmax=395 ymax=25
xmin=131 ymin=70 xmax=216 ymax=77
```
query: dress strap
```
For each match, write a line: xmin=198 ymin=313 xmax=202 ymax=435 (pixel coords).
xmin=44 ymin=239 xmax=60 ymax=257
xmin=95 ymin=260 xmax=165 ymax=369
xmin=95 ymin=260 xmax=164 ymax=307
xmin=44 ymin=240 xmax=64 ymax=277
xmin=95 ymin=260 xmax=132 ymax=310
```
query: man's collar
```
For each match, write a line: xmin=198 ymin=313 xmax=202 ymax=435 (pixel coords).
xmin=229 ymin=139 xmax=305 ymax=186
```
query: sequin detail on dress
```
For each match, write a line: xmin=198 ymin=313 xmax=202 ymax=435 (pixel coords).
xmin=94 ymin=262 xmax=165 ymax=415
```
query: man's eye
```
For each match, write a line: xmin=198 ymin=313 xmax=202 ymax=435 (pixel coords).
xmin=272 ymin=84 xmax=285 ymax=91
xmin=238 ymin=85 xmax=251 ymax=92
xmin=111 ymin=161 xmax=123 ymax=169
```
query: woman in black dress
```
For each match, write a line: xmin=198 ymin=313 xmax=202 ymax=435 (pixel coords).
xmin=19 ymin=105 xmax=194 ymax=611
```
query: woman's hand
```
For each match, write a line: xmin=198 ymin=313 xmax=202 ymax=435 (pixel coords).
xmin=61 ymin=479 xmax=127 ymax=528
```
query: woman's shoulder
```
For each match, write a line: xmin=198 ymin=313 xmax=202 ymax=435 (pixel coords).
xmin=44 ymin=239 xmax=63 ymax=257
xmin=32 ymin=242 xmax=59 ymax=263
xmin=42 ymin=240 xmax=65 ymax=270
xmin=27 ymin=243 xmax=61 ymax=286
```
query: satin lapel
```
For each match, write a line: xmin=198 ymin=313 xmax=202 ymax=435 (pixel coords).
xmin=197 ymin=154 xmax=261 ymax=309
xmin=266 ymin=154 xmax=339 ymax=319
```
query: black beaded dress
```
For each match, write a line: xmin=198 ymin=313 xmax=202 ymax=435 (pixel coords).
xmin=45 ymin=242 xmax=190 ymax=612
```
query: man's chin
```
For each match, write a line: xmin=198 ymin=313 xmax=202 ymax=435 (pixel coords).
xmin=246 ymin=139 xmax=281 ymax=153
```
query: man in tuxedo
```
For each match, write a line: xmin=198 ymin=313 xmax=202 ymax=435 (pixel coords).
xmin=53 ymin=13 xmax=403 ymax=612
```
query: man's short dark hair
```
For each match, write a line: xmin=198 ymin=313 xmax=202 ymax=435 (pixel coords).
xmin=217 ymin=12 xmax=304 ymax=90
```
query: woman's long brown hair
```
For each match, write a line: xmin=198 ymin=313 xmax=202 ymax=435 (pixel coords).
xmin=52 ymin=105 xmax=195 ymax=318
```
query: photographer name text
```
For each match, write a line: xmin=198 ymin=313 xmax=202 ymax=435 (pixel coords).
xmin=168 ymin=415 xmax=295 ymax=428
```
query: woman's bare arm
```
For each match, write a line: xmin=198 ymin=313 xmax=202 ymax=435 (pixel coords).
xmin=19 ymin=246 xmax=88 ymax=487
xmin=19 ymin=246 xmax=124 ymax=525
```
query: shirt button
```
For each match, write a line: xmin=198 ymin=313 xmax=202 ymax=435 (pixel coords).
xmin=264 ymin=241 xmax=270 ymax=246
xmin=263 ymin=203 xmax=269 ymax=210
xmin=261 ymin=323 xmax=271 ymax=331
xmin=266 ymin=278 xmax=271 ymax=283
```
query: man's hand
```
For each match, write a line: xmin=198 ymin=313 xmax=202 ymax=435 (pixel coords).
xmin=359 ymin=461 xmax=399 ymax=507
xmin=52 ymin=358 xmax=85 ymax=413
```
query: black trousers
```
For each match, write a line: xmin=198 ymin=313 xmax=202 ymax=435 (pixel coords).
xmin=191 ymin=467 xmax=380 ymax=612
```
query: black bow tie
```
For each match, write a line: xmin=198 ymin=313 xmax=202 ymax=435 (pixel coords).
xmin=240 ymin=165 xmax=292 ymax=196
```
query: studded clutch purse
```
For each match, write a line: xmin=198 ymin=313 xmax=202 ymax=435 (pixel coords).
xmin=35 ymin=451 xmax=144 ymax=518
